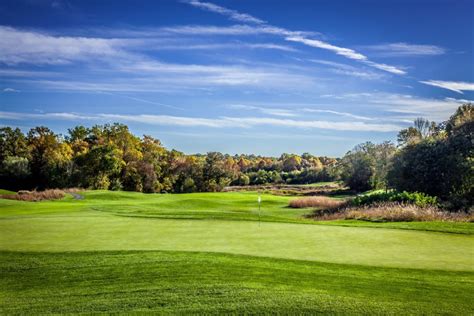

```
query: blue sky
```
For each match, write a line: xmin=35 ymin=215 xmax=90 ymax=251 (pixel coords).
xmin=0 ymin=0 xmax=473 ymax=156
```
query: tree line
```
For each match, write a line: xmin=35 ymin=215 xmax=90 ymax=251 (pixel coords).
xmin=0 ymin=124 xmax=337 ymax=193
xmin=338 ymin=104 xmax=472 ymax=210
xmin=1 ymin=104 xmax=472 ymax=209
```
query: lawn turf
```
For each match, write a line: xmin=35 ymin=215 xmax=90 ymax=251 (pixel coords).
xmin=0 ymin=189 xmax=473 ymax=314
xmin=1 ymin=251 xmax=473 ymax=314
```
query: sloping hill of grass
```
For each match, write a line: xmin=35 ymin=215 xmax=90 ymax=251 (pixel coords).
xmin=1 ymin=208 xmax=473 ymax=271
xmin=1 ymin=251 xmax=473 ymax=314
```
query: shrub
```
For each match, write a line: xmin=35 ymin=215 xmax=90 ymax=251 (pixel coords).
xmin=109 ymin=178 xmax=123 ymax=191
xmin=91 ymin=174 xmax=110 ymax=190
xmin=352 ymin=190 xmax=438 ymax=208
xmin=289 ymin=196 xmax=346 ymax=209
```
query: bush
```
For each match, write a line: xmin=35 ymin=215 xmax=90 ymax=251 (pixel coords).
xmin=91 ymin=174 xmax=110 ymax=190
xmin=109 ymin=178 xmax=123 ymax=191
xmin=352 ymin=191 xmax=438 ymax=208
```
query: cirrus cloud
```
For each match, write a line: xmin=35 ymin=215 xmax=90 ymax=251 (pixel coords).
xmin=419 ymin=80 xmax=474 ymax=94
xmin=0 ymin=110 xmax=402 ymax=132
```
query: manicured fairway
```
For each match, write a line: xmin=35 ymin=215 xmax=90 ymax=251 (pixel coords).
xmin=0 ymin=190 xmax=473 ymax=314
xmin=2 ymin=251 xmax=473 ymax=314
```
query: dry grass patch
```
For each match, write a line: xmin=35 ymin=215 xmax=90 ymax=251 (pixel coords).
xmin=63 ymin=188 xmax=84 ymax=194
xmin=1 ymin=189 xmax=66 ymax=202
xmin=289 ymin=196 xmax=346 ymax=209
xmin=308 ymin=202 xmax=474 ymax=222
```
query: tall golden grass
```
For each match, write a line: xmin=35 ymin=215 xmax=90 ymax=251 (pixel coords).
xmin=1 ymin=189 xmax=66 ymax=202
xmin=308 ymin=202 xmax=473 ymax=222
xmin=289 ymin=196 xmax=346 ymax=209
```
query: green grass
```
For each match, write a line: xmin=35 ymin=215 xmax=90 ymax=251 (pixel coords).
xmin=1 ymin=212 xmax=473 ymax=271
xmin=0 ymin=191 xmax=300 ymax=221
xmin=1 ymin=251 xmax=472 ymax=314
xmin=1 ymin=190 xmax=471 ymax=233
xmin=0 ymin=189 xmax=15 ymax=195
xmin=1 ymin=190 xmax=473 ymax=313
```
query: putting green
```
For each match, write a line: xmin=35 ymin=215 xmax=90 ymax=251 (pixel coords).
xmin=1 ymin=212 xmax=472 ymax=271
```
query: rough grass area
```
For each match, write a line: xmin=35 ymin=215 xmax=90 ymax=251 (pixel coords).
xmin=1 ymin=189 xmax=65 ymax=201
xmin=223 ymin=181 xmax=346 ymax=196
xmin=309 ymin=202 xmax=474 ymax=223
xmin=289 ymin=195 xmax=346 ymax=209
xmin=1 ymin=251 xmax=473 ymax=314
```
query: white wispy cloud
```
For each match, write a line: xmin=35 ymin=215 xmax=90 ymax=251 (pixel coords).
xmin=160 ymin=24 xmax=315 ymax=37
xmin=0 ymin=111 xmax=98 ymax=121
xmin=0 ymin=69 xmax=60 ymax=77
xmin=326 ymin=92 xmax=471 ymax=121
xmin=301 ymin=108 xmax=374 ymax=120
xmin=419 ymin=80 xmax=474 ymax=94
xmin=17 ymin=65 xmax=316 ymax=92
xmin=184 ymin=1 xmax=405 ymax=75
xmin=2 ymin=88 xmax=20 ymax=93
xmin=364 ymin=42 xmax=445 ymax=57
xmin=0 ymin=26 xmax=131 ymax=65
xmin=227 ymin=104 xmax=298 ymax=117
xmin=444 ymin=97 xmax=474 ymax=103
xmin=287 ymin=36 xmax=367 ymax=61
xmin=0 ymin=111 xmax=402 ymax=132
xmin=222 ymin=117 xmax=401 ymax=131
xmin=0 ymin=25 xmax=316 ymax=91
xmin=309 ymin=59 xmax=385 ymax=79
xmin=228 ymin=103 xmax=380 ymax=120
xmin=97 ymin=91 xmax=183 ymax=110
xmin=363 ymin=61 xmax=406 ymax=75
xmin=184 ymin=0 xmax=266 ymax=24
xmin=151 ymin=42 xmax=297 ymax=52
xmin=108 ymin=60 xmax=316 ymax=88
xmin=0 ymin=24 xmax=300 ymax=66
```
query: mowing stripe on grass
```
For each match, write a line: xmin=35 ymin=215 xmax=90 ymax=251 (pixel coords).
xmin=1 ymin=214 xmax=472 ymax=271
xmin=1 ymin=251 xmax=473 ymax=314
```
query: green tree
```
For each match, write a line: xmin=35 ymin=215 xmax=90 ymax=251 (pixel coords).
xmin=79 ymin=144 xmax=124 ymax=189
xmin=0 ymin=127 xmax=29 ymax=162
xmin=446 ymin=103 xmax=473 ymax=136
xmin=27 ymin=126 xmax=65 ymax=188
xmin=1 ymin=156 xmax=30 ymax=179
xmin=282 ymin=154 xmax=302 ymax=172
xmin=388 ymin=104 xmax=473 ymax=210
